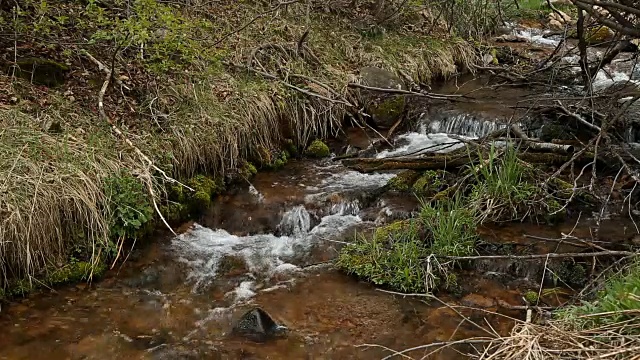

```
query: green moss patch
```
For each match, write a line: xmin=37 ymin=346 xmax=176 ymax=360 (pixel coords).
xmin=305 ymin=140 xmax=330 ymax=158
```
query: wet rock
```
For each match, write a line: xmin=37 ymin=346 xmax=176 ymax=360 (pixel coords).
xmin=232 ymin=308 xmax=288 ymax=342
xmin=461 ymin=294 xmax=497 ymax=308
xmin=632 ymin=63 xmax=640 ymax=81
xmin=494 ymin=34 xmax=527 ymax=43
xmin=359 ymin=66 xmax=406 ymax=128
xmin=548 ymin=19 xmax=564 ymax=31
xmin=386 ymin=170 xmax=420 ymax=192
xmin=14 ymin=57 xmax=69 ymax=87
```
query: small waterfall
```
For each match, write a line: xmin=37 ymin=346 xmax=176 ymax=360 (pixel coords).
xmin=330 ymin=200 xmax=360 ymax=216
xmin=277 ymin=205 xmax=311 ymax=237
xmin=424 ymin=113 xmax=508 ymax=138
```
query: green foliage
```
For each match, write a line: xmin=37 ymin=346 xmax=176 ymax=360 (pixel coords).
xmin=412 ymin=170 xmax=446 ymax=196
xmin=337 ymin=220 xmax=428 ymax=293
xmin=305 ymin=140 xmax=330 ymax=158
xmin=338 ymin=197 xmax=478 ymax=293
xmin=104 ymin=173 xmax=153 ymax=241
xmin=556 ymin=262 xmax=640 ymax=332
xmin=387 ymin=170 xmax=420 ymax=192
xmin=420 ymin=196 xmax=477 ymax=258
xmin=524 ymin=290 xmax=539 ymax=304
xmin=469 ymin=144 xmax=540 ymax=222
xmin=85 ymin=0 xmax=219 ymax=73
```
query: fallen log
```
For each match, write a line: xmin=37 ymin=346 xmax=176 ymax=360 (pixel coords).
xmin=342 ymin=152 xmax=578 ymax=173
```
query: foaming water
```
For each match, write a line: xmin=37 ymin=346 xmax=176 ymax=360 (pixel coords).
xmin=513 ymin=28 xmax=560 ymax=47
xmin=377 ymin=112 xmax=509 ymax=158
xmin=173 ymin=203 xmax=362 ymax=296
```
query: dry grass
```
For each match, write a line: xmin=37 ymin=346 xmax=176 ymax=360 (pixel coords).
xmin=0 ymin=0 xmax=477 ymax=290
xmin=0 ymin=108 xmax=124 ymax=286
xmin=478 ymin=316 xmax=640 ymax=360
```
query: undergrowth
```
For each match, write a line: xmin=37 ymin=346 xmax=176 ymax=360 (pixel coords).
xmin=338 ymin=144 xmax=566 ymax=294
xmin=337 ymin=196 xmax=477 ymax=293
xmin=556 ymin=261 xmax=640 ymax=332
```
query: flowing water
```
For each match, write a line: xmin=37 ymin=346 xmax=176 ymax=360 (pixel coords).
xmin=1 ymin=82 xmax=638 ymax=359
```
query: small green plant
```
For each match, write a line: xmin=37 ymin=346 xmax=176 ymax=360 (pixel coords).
xmin=337 ymin=220 xmax=428 ymax=293
xmin=556 ymin=261 xmax=640 ymax=332
xmin=420 ymin=196 xmax=478 ymax=258
xmin=104 ymin=173 xmax=153 ymax=241
xmin=469 ymin=144 xmax=540 ymax=222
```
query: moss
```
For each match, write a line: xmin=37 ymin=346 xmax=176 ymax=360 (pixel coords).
xmin=283 ymin=138 xmax=299 ymax=157
xmin=373 ymin=219 xmax=415 ymax=242
xmin=524 ymin=290 xmax=539 ymax=304
xmin=185 ymin=174 xmax=224 ymax=210
xmin=236 ymin=161 xmax=259 ymax=179
xmin=45 ymin=261 xmax=106 ymax=285
xmin=412 ymin=170 xmax=445 ymax=196
xmin=368 ymin=95 xmax=405 ymax=127
xmin=305 ymin=139 xmax=330 ymax=158
xmin=387 ymin=170 xmax=420 ymax=192
xmin=160 ymin=202 xmax=188 ymax=223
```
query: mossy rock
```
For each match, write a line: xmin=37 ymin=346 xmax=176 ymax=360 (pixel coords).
xmin=372 ymin=219 xmax=416 ymax=242
xmin=412 ymin=170 xmax=446 ymax=196
xmin=15 ymin=57 xmax=70 ymax=87
xmin=359 ymin=66 xmax=406 ymax=128
xmin=387 ymin=170 xmax=420 ymax=192
xmin=305 ymin=140 xmax=330 ymax=158
xmin=585 ymin=26 xmax=614 ymax=44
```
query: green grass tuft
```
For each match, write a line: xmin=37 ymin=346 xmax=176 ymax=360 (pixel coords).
xmin=556 ymin=261 xmax=640 ymax=332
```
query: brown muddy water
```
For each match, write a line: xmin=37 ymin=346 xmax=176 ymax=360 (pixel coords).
xmin=2 ymin=66 xmax=639 ymax=360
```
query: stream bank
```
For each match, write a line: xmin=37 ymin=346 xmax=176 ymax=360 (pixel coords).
xmin=2 ymin=76 xmax=639 ymax=358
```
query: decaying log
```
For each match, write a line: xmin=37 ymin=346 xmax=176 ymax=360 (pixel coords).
xmin=342 ymin=151 xmax=579 ymax=173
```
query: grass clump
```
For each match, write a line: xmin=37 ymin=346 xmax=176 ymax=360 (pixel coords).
xmin=469 ymin=145 xmax=547 ymax=223
xmin=305 ymin=140 xmax=330 ymax=158
xmin=337 ymin=220 xmax=428 ymax=293
xmin=556 ymin=261 xmax=640 ymax=331
xmin=420 ymin=196 xmax=478 ymax=258
xmin=338 ymin=196 xmax=478 ymax=293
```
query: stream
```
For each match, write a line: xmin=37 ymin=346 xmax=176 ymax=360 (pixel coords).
xmin=1 ymin=26 xmax=639 ymax=360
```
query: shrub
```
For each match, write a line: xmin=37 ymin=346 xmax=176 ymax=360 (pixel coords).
xmin=104 ymin=173 xmax=153 ymax=241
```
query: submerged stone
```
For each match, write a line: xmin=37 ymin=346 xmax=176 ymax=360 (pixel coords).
xmin=232 ymin=307 xmax=288 ymax=342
